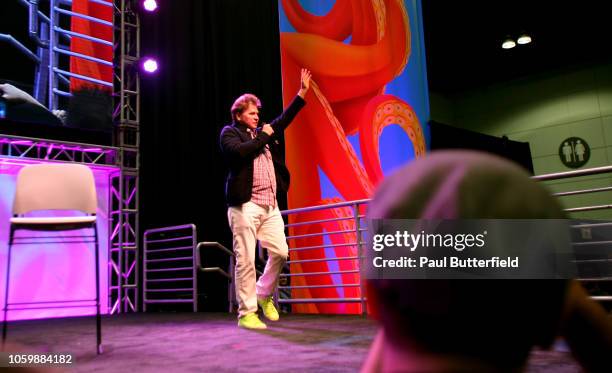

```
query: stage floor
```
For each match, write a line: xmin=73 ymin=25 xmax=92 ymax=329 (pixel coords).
xmin=2 ymin=313 xmax=580 ymax=372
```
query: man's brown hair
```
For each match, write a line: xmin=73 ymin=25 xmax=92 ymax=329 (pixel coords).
xmin=231 ymin=93 xmax=261 ymax=121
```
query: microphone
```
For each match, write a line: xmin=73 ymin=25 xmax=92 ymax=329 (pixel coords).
xmin=256 ymin=122 xmax=272 ymax=135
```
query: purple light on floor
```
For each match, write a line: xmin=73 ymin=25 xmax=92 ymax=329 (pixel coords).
xmin=143 ymin=0 xmax=158 ymax=12
xmin=142 ymin=58 xmax=159 ymax=74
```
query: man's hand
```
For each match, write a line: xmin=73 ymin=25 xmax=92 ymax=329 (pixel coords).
xmin=298 ymin=68 xmax=312 ymax=98
xmin=262 ymin=123 xmax=274 ymax=136
xmin=301 ymin=68 xmax=311 ymax=90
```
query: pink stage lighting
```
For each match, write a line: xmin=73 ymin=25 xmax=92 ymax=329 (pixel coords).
xmin=142 ymin=58 xmax=159 ymax=74
xmin=143 ymin=0 xmax=158 ymax=12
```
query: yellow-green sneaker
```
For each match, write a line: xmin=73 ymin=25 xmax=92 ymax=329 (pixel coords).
xmin=238 ymin=313 xmax=267 ymax=330
xmin=257 ymin=296 xmax=279 ymax=321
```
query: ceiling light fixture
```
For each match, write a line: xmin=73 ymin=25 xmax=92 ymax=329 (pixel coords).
xmin=517 ymin=33 xmax=532 ymax=45
xmin=502 ymin=37 xmax=516 ymax=49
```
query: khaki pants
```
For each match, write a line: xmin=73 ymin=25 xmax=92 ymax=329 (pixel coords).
xmin=227 ymin=201 xmax=288 ymax=318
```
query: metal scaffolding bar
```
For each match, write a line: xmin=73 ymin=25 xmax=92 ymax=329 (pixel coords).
xmin=111 ymin=0 xmax=140 ymax=314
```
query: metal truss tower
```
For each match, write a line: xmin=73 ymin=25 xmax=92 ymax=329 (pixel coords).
xmin=111 ymin=0 xmax=140 ymax=314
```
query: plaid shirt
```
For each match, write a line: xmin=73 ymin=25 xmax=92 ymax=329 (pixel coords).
xmin=249 ymin=129 xmax=277 ymax=206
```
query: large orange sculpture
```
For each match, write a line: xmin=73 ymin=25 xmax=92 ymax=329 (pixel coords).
xmin=279 ymin=0 xmax=427 ymax=313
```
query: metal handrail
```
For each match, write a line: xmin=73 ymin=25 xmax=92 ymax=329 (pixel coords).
xmin=280 ymin=198 xmax=370 ymax=216
xmin=0 ymin=33 xmax=40 ymax=62
xmin=143 ymin=224 xmax=197 ymax=312
xmin=287 ymin=256 xmax=361 ymax=265
xmin=195 ymin=241 xmax=236 ymax=312
xmin=532 ymin=165 xmax=612 ymax=181
xmin=277 ymin=164 xmax=612 ymax=310
xmin=142 ymin=225 xmax=236 ymax=313
xmin=53 ymin=7 xmax=113 ymax=27
xmin=554 ymin=186 xmax=612 ymax=197
xmin=53 ymin=68 xmax=114 ymax=87
xmin=278 ymin=199 xmax=369 ymax=313
xmin=53 ymin=46 xmax=113 ymax=66
xmin=53 ymin=26 xmax=112 ymax=46
xmin=565 ymin=205 xmax=612 ymax=213
xmin=58 ymin=0 xmax=113 ymax=7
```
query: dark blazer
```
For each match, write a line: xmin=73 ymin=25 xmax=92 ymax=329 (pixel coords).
xmin=219 ymin=95 xmax=306 ymax=207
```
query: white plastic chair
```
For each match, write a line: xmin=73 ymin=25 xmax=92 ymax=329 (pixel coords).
xmin=2 ymin=163 xmax=102 ymax=354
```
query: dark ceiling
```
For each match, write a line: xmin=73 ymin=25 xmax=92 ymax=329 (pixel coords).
xmin=3 ymin=1 xmax=612 ymax=96
xmin=422 ymin=0 xmax=612 ymax=95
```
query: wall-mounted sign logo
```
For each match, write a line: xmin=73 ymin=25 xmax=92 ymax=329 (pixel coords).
xmin=559 ymin=137 xmax=590 ymax=168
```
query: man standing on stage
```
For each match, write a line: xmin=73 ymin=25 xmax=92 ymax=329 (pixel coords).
xmin=220 ymin=69 xmax=311 ymax=329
